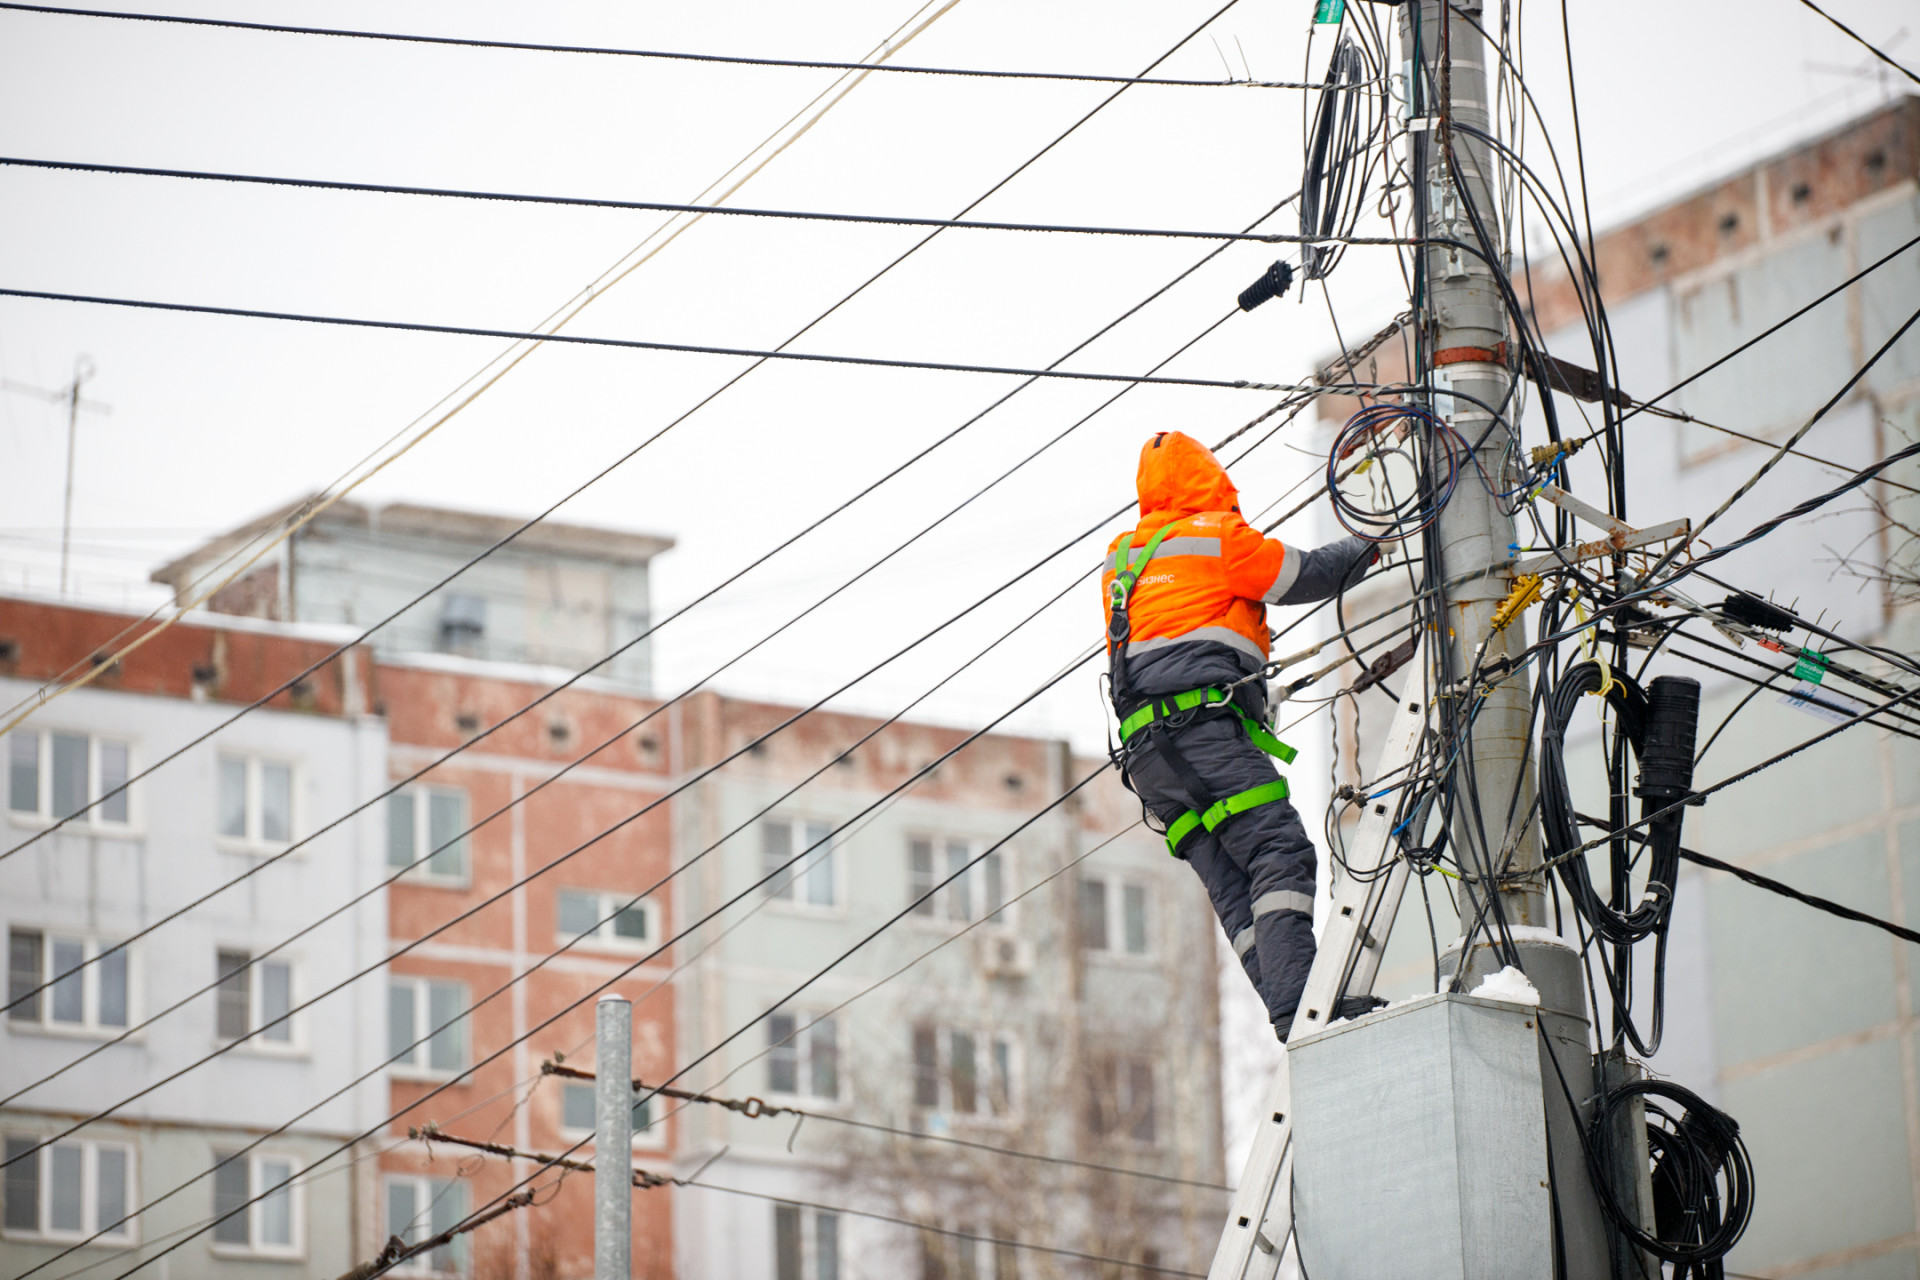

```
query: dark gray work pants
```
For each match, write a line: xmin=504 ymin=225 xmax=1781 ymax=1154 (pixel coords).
xmin=1124 ymin=714 xmax=1318 ymax=1027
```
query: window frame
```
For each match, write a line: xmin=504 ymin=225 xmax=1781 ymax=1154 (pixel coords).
xmin=764 ymin=1008 xmax=841 ymax=1104
xmin=213 ymin=947 xmax=301 ymax=1053
xmin=553 ymin=888 xmax=660 ymax=955
xmin=7 ymin=928 xmax=138 ymax=1038
xmin=910 ymin=1024 xmax=1020 ymax=1124
xmin=215 ymin=753 xmax=298 ymax=854
xmin=556 ymin=1079 xmax=665 ymax=1151
xmin=1084 ymin=1055 xmax=1159 ymax=1148
xmin=387 ymin=977 xmax=469 ymax=1081
xmin=760 ymin=818 xmax=841 ymax=914
xmin=906 ymin=836 xmax=1013 ymax=930
xmin=774 ymin=1201 xmax=841 ymax=1280
xmin=384 ymin=1173 xmax=468 ymax=1278
xmin=386 ymin=784 xmax=471 ymax=886
xmin=0 ymin=1134 xmax=139 ymax=1246
xmin=207 ymin=1150 xmax=303 ymax=1259
xmin=918 ymin=1225 xmax=1018 ymax=1280
xmin=5 ymin=729 xmax=137 ymax=832
xmin=1078 ymin=875 xmax=1153 ymax=960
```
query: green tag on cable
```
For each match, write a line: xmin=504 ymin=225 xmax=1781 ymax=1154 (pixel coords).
xmin=1792 ymin=649 xmax=1829 ymax=684
xmin=1313 ymin=0 xmax=1345 ymax=23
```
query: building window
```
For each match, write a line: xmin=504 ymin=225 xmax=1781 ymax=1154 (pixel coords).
xmin=919 ymin=1229 xmax=1017 ymax=1280
xmin=385 ymin=1174 xmax=467 ymax=1277
xmin=911 ymin=1026 xmax=1017 ymax=1119
xmin=387 ymin=787 xmax=469 ymax=883
xmin=762 ymin=819 xmax=836 ymax=909
xmin=388 ymin=978 xmax=467 ymax=1076
xmin=908 ymin=838 xmax=1008 ymax=924
xmin=6 ymin=730 xmax=131 ymax=827
xmin=558 ymin=1081 xmax=657 ymax=1146
xmin=775 ymin=1202 xmax=839 ymax=1280
xmin=555 ymin=889 xmax=656 ymax=952
xmin=214 ymin=949 xmax=295 ymax=1047
xmin=217 ymin=755 xmax=293 ymax=849
xmin=8 ymin=929 xmax=130 ymax=1033
xmin=1084 ymin=1057 xmax=1157 ymax=1145
xmin=210 ymin=1150 xmax=300 ymax=1257
xmin=1078 ymin=878 xmax=1150 ymax=956
xmin=439 ymin=593 xmax=487 ymax=658
xmin=1 ymin=1135 xmax=136 ymax=1244
xmin=766 ymin=1010 xmax=838 ymax=1100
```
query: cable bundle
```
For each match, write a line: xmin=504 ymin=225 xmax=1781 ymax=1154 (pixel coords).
xmin=1299 ymin=35 xmax=1377 ymax=281
xmin=1326 ymin=402 xmax=1465 ymax=541
xmin=1587 ymin=1079 xmax=1755 ymax=1277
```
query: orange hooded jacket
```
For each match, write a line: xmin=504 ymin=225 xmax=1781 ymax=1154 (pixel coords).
xmin=1100 ymin=432 xmax=1308 ymax=702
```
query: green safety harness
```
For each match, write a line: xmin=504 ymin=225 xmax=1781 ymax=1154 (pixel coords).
xmin=1107 ymin=525 xmax=1297 ymax=859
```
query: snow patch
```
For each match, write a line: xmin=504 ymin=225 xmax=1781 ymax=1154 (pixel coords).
xmin=1470 ymin=965 xmax=1540 ymax=1007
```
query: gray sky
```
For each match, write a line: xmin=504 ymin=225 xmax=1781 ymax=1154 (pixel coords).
xmin=0 ymin=0 xmax=1912 ymax=759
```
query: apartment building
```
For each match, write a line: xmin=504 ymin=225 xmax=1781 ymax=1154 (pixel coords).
xmin=667 ymin=692 xmax=1227 ymax=1279
xmin=0 ymin=595 xmax=390 ymax=1278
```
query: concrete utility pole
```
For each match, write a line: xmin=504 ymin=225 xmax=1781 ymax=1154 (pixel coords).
xmin=1409 ymin=1 xmax=1613 ymax=1272
xmin=594 ymin=995 xmax=633 ymax=1280
xmin=2 ymin=355 xmax=111 ymax=595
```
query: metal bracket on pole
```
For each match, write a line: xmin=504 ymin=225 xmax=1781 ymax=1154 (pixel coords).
xmin=595 ymin=995 xmax=632 ymax=1280
xmin=1209 ymin=649 xmax=1431 ymax=1280
xmin=1513 ymin=484 xmax=1689 ymax=577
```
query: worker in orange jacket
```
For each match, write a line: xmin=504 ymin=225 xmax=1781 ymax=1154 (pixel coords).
xmin=1102 ymin=431 xmax=1380 ymax=1040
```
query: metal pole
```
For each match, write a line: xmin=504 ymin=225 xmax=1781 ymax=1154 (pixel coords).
xmin=59 ymin=358 xmax=92 ymax=597
xmin=1409 ymin=5 xmax=1611 ymax=1272
xmin=595 ymin=994 xmax=632 ymax=1280
xmin=1409 ymin=0 xmax=1541 ymax=929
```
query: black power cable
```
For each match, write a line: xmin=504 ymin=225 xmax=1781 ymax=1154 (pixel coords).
xmin=0 ymin=1 xmax=1330 ymax=89
xmin=0 ymin=154 xmax=1307 ymax=246
xmin=1586 ymin=1079 xmax=1755 ymax=1277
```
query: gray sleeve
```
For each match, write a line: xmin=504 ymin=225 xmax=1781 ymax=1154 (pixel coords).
xmin=1269 ymin=536 xmax=1377 ymax=605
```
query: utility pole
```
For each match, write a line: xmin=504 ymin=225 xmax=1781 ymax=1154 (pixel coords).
xmin=1408 ymin=1 xmax=1613 ymax=1272
xmin=2 ymin=355 xmax=112 ymax=595
xmin=594 ymin=995 xmax=632 ymax=1280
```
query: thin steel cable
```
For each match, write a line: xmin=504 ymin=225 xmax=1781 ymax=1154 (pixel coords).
xmin=0 ymin=288 xmax=1308 ymax=390
xmin=0 ymin=0 xmax=959 ymax=731
xmin=0 ymin=154 xmax=1307 ymax=245
xmin=64 ymin=663 xmax=1104 ymax=1280
xmin=1794 ymin=0 xmax=1920 ymax=87
xmin=2 ymin=193 xmax=1290 ymax=1030
xmin=0 ymin=0 xmax=1325 ymax=89
xmin=1647 ymin=302 xmax=1920 ymax=574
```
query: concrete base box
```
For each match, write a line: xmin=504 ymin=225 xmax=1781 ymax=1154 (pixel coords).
xmin=1290 ymin=993 xmax=1553 ymax=1279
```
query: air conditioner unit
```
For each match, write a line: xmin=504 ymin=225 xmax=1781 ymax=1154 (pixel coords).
xmin=978 ymin=933 xmax=1034 ymax=979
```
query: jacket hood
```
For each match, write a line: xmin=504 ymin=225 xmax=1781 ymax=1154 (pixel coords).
xmin=1136 ymin=431 xmax=1239 ymax=521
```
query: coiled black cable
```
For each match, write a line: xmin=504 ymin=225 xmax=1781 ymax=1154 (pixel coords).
xmin=1326 ymin=403 xmax=1467 ymax=541
xmin=1299 ymin=35 xmax=1375 ymax=281
xmin=1586 ymin=1079 xmax=1755 ymax=1276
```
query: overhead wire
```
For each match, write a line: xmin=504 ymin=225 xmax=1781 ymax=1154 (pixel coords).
xmin=0 ymin=288 xmax=1315 ymax=391
xmin=37 ymin=253 xmax=1344 ymax=1274
xmin=1 ymin=0 xmax=1275 ymax=844
xmin=1792 ymin=0 xmax=1920 ymax=88
xmin=0 ymin=1 xmax=1333 ymax=89
xmin=0 ymin=0 xmax=965 ymax=733
xmin=0 ymin=154 xmax=1316 ymax=245
xmin=3 ymin=186 xmax=1303 ymax=1039
xmin=68 ymin=360 xmax=1338 ymax=1275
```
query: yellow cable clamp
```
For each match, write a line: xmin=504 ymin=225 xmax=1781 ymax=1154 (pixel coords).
xmin=1490 ymin=573 xmax=1544 ymax=631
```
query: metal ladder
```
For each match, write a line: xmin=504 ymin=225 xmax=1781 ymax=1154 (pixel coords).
xmin=1207 ymin=663 xmax=1433 ymax=1279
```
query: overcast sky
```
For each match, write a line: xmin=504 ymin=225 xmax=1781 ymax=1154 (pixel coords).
xmin=1 ymin=0 xmax=1913 ymax=762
